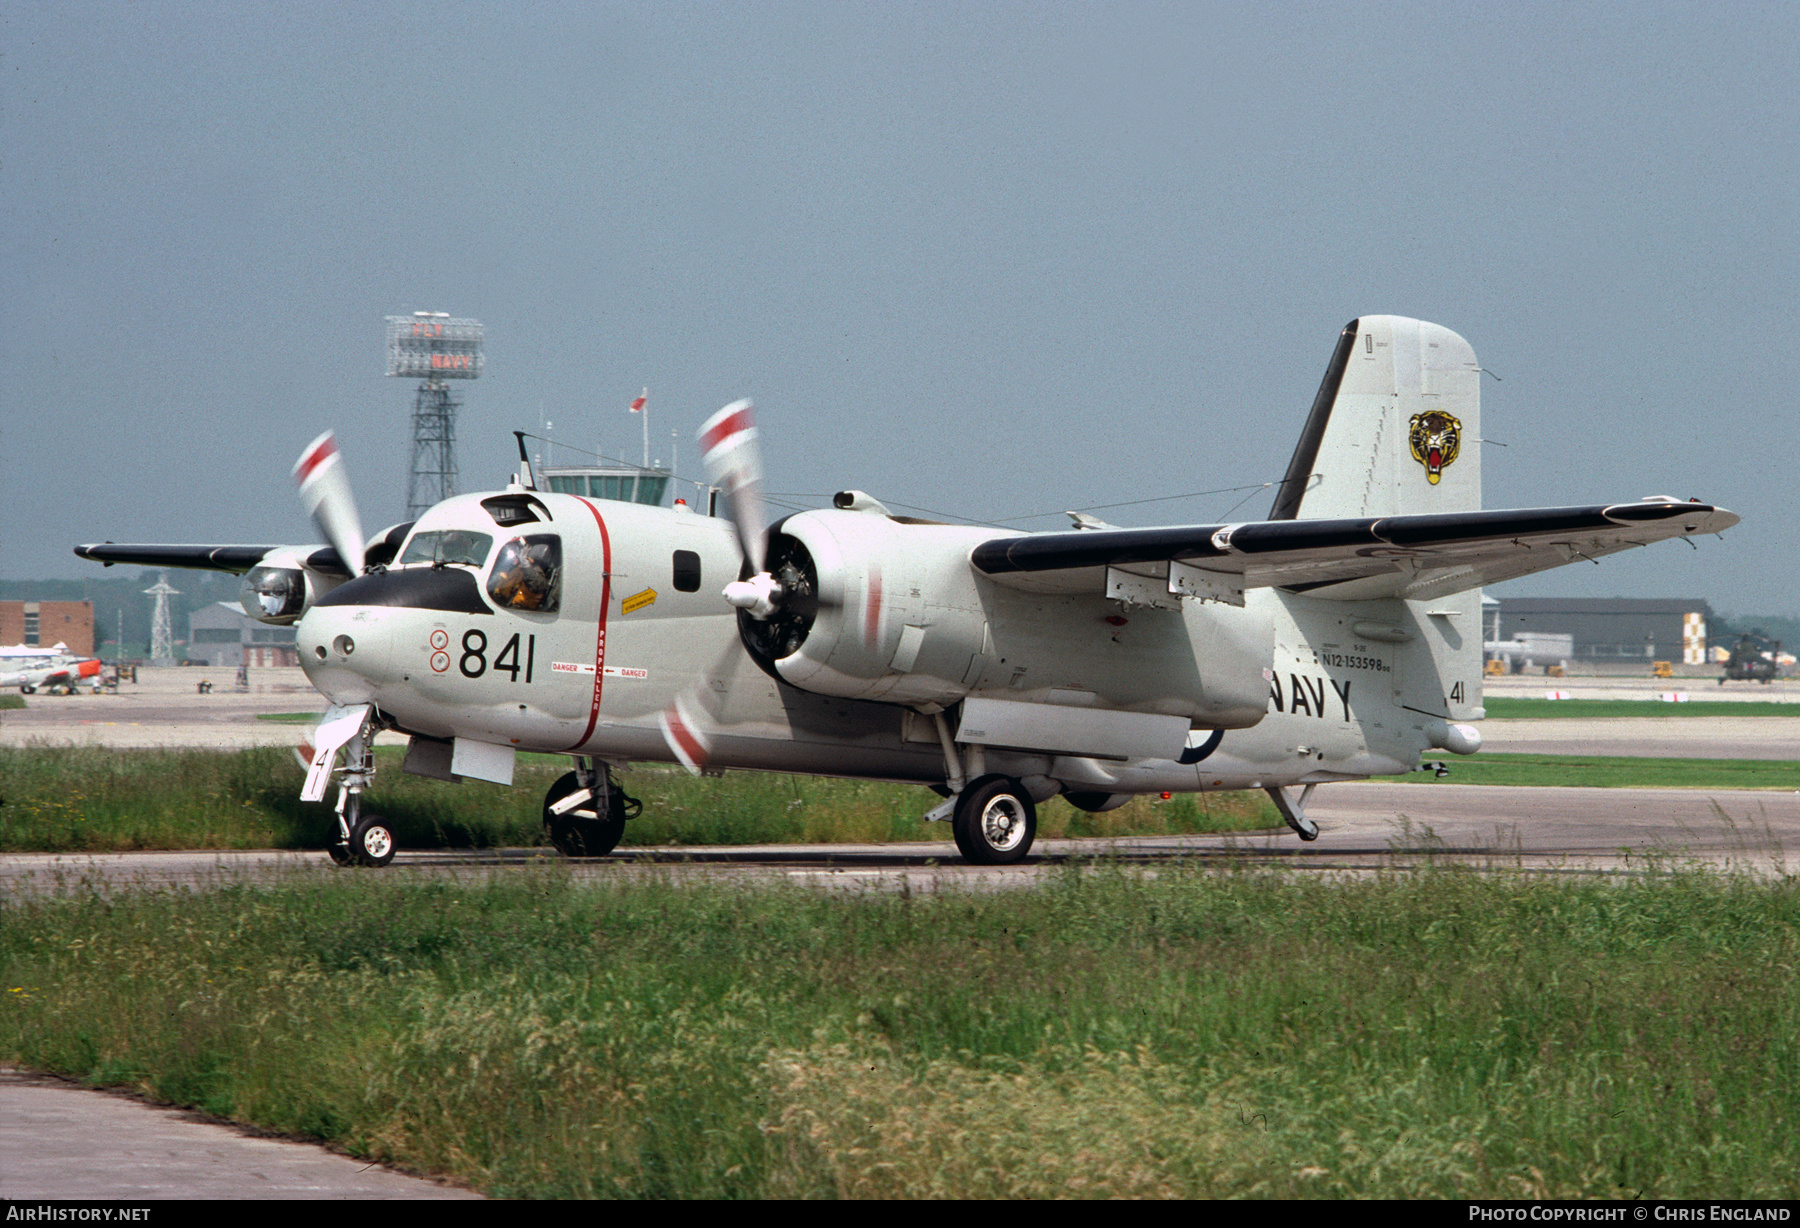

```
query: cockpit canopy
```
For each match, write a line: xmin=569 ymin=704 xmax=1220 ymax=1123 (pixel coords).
xmin=397 ymin=530 xmax=493 ymax=569
xmin=486 ymin=535 xmax=562 ymax=612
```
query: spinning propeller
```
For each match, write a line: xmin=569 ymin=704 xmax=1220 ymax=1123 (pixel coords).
xmin=293 ymin=431 xmax=367 ymax=576
xmin=698 ymin=399 xmax=780 ymax=617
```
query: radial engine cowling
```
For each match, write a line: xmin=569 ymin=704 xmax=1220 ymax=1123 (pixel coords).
xmin=740 ymin=510 xmax=991 ymax=708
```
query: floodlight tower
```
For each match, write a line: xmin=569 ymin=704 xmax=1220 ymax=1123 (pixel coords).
xmin=144 ymin=572 xmax=179 ymax=664
xmin=387 ymin=312 xmax=484 ymax=519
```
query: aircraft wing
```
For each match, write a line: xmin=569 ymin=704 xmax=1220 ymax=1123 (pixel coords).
xmin=970 ymin=500 xmax=1738 ymax=604
xmin=73 ymin=543 xmax=352 ymax=579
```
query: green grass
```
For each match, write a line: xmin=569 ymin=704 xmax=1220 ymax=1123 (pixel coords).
xmin=1484 ymin=697 xmax=1797 ymax=719
xmin=0 ymin=745 xmax=1277 ymax=853
xmin=1387 ymin=753 xmax=1800 ymax=790
xmin=0 ymin=694 xmax=26 ymax=711
xmin=253 ymin=711 xmax=321 ymax=724
xmin=4 ymin=865 xmax=1797 ymax=1198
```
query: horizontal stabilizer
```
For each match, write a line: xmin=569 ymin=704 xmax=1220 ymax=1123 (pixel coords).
xmin=971 ymin=499 xmax=1738 ymax=603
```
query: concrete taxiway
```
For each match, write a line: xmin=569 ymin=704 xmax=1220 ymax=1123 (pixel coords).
xmin=0 ymin=1069 xmax=479 ymax=1200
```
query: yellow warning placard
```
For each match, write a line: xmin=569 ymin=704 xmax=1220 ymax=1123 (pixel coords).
xmin=621 ymin=588 xmax=657 ymax=615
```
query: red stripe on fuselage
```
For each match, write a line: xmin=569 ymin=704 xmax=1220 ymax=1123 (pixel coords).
xmin=865 ymin=564 xmax=882 ymax=646
xmin=563 ymin=498 xmax=613 ymax=752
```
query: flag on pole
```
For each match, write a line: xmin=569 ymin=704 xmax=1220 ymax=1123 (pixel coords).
xmin=629 ymin=388 xmax=647 ymax=414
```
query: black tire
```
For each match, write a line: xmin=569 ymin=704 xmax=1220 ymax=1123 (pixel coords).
xmin=325 ymin=842 xmax=354 ymax=866
xmin=348 ymin=814 xmax=396 ymax=867
xmin=951 ymin=774 xmax=1036 ymax=865
xmin=543 ymin=770 xmax=626 ymax=858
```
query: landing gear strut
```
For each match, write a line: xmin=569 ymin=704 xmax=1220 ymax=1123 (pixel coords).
xmin=544 ymin=758 xmax=640 ymax=857
xmin=325 ymin=715 xmax=394 ymax=866
xmin=1264 ymin=783 xmax=1320 ymax=841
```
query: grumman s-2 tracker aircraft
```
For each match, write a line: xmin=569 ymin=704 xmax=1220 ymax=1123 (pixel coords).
xmin=77 ymin=316 xmax=1737 ymax=866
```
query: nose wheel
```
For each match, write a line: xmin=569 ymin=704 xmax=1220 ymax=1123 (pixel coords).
xmin=328 ymin=790 xmax=397 ymax=867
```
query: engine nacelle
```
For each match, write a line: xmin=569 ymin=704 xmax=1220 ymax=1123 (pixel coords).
xmin=236 ymin=523 xmax=413 ymax=626
xmin=744 ymin=510 xmax=990 ymax=708
xmin=237 ymin=549 xmax=345 ymax=625
xmin=740 ymin=508 xmax=1272 ymax=732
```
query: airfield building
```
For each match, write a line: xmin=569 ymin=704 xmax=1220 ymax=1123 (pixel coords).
xmin=188 ymin=602 xmax=299 ymax=668
xmin=1486 ymin=597 xmax=1713 ymax=669
xmin=0 ymin=601 xmax=94 ymax=655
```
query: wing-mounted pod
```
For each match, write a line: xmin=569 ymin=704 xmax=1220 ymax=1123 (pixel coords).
xmin=234 ymin=521 xmax=412 ymax=624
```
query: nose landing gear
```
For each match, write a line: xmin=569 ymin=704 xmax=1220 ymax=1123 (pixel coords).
xmin=307 ymin=703 xmax=393 ymax=867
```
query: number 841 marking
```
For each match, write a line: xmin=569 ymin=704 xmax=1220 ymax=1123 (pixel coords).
xmin=458 ymin=629 xmax=537 ymax=682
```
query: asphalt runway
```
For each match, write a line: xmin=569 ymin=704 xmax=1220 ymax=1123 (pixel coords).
xmin=5 ymin=780 xmax=1795 ymax=898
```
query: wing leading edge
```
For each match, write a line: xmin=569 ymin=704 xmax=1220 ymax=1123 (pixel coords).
xmin=969 ymin=499 xmax=1738 ymax=604
xmin=73 ymin=543 xmax=352 ymax=578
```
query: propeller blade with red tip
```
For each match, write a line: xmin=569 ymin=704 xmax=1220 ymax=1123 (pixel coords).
xmin=698 ymin=399 xmax=780 ymax=615
xmin=293 ymin=431 xmax=367 ymax=575
xmin=659 ymin=693 xmax=715 ymax=776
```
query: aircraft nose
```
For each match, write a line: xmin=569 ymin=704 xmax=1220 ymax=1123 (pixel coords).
xmin=297 ymin=605 xmax=397 ymax=705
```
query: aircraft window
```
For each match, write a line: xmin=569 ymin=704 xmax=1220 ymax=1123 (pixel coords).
xmin=481 ymin=494 xmax=552 ymax=526
xmin=673 ymin=550 xmax=701 ymax=593
xmin=398 ymin=530 xmax=494 ymax=569
xmin=487 ymin=535 xmax=562 ymax=612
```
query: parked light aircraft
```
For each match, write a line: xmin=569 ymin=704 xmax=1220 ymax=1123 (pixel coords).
xmin=0 ymin=644 xmax=102 ymax=694
xmin=76 ymin=316 xmax=1738 ymax=866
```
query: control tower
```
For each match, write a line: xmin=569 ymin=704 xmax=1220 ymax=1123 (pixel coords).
xmin=386 ymin=312 xmax=484 ymax=518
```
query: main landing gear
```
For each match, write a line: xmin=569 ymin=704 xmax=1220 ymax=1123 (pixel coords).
xmin=543 ymin=758 xmax=641 ymax=857
xmin=950 ymin=774 xmax=1038 ymax=865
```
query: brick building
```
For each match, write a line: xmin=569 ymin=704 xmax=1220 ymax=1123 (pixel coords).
xmin=0 ymin=601 xmax=95 ymax=655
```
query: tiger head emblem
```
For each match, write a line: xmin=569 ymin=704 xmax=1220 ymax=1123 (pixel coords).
xmin=1408 ymin=410 xmax=1461 ymax=485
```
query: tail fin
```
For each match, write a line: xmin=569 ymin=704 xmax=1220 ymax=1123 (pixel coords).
xmin=1269 ymin=316 xmax=1481 ymax=521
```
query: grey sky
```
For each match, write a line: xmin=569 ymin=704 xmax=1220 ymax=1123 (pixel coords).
xmin=4 ymin=2 xmax=1794 ymax=613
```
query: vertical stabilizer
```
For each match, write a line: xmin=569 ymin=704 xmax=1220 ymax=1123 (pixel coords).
xmin=1269 ymin=316 xmax=1481 ymax=521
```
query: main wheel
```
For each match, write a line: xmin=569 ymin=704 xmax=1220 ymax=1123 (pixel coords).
xmin=543 ymin=771 xmax=626 ymax=858
xmin=325 ymin=842 xmax=354 ymax=866
xmin=951 ymin=774 xmax=1037 ymax=865
xmin=348 ymin=813 xmax=396 ymax=867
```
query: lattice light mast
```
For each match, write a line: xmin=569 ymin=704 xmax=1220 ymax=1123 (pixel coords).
xmin=144 ymin=572 xmax=180 ymax=664
xmin=387 ymin=312 xmax=484 ymax=519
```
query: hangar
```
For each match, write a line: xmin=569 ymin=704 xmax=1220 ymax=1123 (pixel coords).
xmin=1486 ymin=597 xmax=1712 ymax=670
